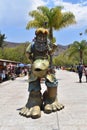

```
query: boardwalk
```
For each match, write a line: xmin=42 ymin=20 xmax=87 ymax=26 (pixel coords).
xmin=0 ymin=70 xmax=87 ymax=130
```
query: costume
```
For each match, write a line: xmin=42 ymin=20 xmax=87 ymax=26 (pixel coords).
xmin=19 ymin=28 xmax=64 ymax=119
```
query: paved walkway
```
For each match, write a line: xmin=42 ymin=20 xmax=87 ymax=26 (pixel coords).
xmin=0 ymin=70 xmax=87 ymax=130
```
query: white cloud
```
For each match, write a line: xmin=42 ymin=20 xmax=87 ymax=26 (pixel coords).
xmin=0 ymin=0 xmax=46 ymax=26
xmin=0 ymin=0 xmax=87 ymax=30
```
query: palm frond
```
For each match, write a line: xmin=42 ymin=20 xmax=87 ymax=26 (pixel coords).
xmin=57 ymin=12 xmax=76 ymax=29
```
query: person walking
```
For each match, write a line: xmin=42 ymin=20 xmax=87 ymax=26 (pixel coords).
xmin=77 ymin=63 xmax=84 ymax=83
xmin=83 ymin=65 xmax=87 ymax=82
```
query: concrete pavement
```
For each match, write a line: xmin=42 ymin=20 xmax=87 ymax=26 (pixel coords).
xmin=0 ymin=70 xmax=87 ymax=130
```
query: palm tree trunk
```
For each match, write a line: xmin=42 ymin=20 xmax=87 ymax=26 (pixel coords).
xmin=49 ymin=27 xmax=53 ymax=42
xmin=49 ymin=28 xmax=53 ymax=68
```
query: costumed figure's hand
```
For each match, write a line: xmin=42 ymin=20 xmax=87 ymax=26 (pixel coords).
xmin=26 ymin=52 xmax=33 ymax=64
xmin=48 ymin=43 xmax=57 ymax=54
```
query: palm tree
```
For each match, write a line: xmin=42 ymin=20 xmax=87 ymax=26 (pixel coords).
xmin=26 ymin=6 xmax=76 ymax=43
xmin=68 ymin=40 xmax=87 ymax=64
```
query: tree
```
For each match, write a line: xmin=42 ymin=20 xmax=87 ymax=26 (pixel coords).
xmin=0 ymin=32 xmax=6 ymax=49
xmin=26 ymin=6 xmax=76 ymax=42
xmin=68 ymin=40 xmax=87 ymax=64
xmin=3 ymin=43 xmax=29 ymax=63
xmin=0 ymin=32 xmax=6 ymax=57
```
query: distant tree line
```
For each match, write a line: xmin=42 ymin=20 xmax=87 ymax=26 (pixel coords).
xmin=0 ymin=33 xmax=30 ymax=64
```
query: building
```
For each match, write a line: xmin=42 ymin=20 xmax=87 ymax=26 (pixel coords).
xmin=0 ymin=59 xmax=20 ymax=70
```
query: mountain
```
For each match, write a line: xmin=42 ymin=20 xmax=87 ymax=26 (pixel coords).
xmin=4 ymin=41 xmax=69 ymax=55
xmin=54 ymin=44 xmax=69 ymax=56
xmin=4 ymin=41 xmax=21 ymax=48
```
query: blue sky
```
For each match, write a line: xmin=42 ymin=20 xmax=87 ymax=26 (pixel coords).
xmin=0 ymin=0 xmax=87 ymax=45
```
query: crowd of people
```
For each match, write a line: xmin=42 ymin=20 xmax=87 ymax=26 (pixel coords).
xmin=0 ymin=66 xmax=28 ymax=83
xmin=0 ymin=62 xmax=87 ymax=84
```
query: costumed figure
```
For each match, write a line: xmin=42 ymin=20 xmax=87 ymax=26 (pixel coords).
xmin=19 ymin=28 xmax=64 ymax=119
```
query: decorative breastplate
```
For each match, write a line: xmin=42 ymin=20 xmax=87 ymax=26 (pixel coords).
xmin=32 ymin=43 xmax=48 ymax=60
xmin=34 ymin=41 xmax=48 ymax=52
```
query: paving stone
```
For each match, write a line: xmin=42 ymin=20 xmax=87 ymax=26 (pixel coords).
xmin=0 ymin=70 xmax=87 ymax=130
